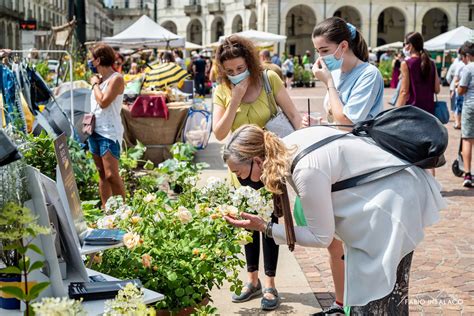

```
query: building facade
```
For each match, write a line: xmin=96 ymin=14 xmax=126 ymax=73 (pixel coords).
xmin=110 ymin=0 xmax=473 ymax=56
xmin=86 ymin=0 xmax=114 ymax=42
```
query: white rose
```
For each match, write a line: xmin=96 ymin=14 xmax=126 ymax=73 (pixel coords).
xmin=176 ymin=206 xmax=193 ymax=224
xmin=105 ymin=196 xmax=124 ymax=212
xmin=119 ymin=207 xmax=133 ymax=220
xmin=97 ymin=215 xmax=116 ymax=229
xmin=123 ymin=232 xmax=141 ymax=249
xmin=164 ymin=204 xmax=173 ymax=212
xmin=143 ymin=193 xmax=156 ymax=203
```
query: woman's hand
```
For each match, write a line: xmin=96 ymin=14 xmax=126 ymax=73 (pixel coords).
xmin=230 ymin=77 xmax=250 ymax=103
xmin=90 ymin=75 xmax=101 ymax=86
xmin=301 ymin=114 xmax=322 ymax=127
xmin=224 ymin=212 xmax=267 ymax=232
xmin=312 ymin=58 xmax=333 ymax=87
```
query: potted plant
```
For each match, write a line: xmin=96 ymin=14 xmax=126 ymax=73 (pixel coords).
xmin=377 ymin=61 xmax=393 ymax=87
xmin=0 ymin=202 xmax=51 ymax=315
xmin=89 ymin=172 xmax=277 ymax=314
xmin=0 ymin=238 xmax=21 ymax=309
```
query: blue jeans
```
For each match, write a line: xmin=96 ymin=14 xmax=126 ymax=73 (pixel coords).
xmin=88 ymin=132 xmax=120 ymax=160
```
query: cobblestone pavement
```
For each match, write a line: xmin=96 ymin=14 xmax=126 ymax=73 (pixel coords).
xmin=288 ymin=86 xmax=474 ymax=315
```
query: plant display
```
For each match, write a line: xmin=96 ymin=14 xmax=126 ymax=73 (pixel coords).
xmin=32 ymin=297 xmax=86 ymax=316
xmin=104 ymin=282 xmax=155 ymax=316
xmin=0 ymin=202 xmax=51 ymax=315
xmin=378 ymin=61 xmax=393 ymax=86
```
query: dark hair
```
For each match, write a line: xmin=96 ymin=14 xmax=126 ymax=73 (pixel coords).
xmin=216 ymin=35 xmax=262 ymax=89
xmin=90 ymin=43 xmax=116 ymax=67
xmin=162 ymin=51 xmax=175 ymax=63
xmin=173 ymin=49 xmax=183 ymax=59
xmin=260 ymin=49 xmax=271 ymax=60
xmin=312 ymin=17 xmax=368 ymax=62
xmin=461 ymin=41 xmax=474 ymax=56
xmin=405 ymin=32 xmax=432 ymax=79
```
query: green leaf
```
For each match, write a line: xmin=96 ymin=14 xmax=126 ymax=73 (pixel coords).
xmin=0 ymin=286 xmax=25 ymax=300
xmin=27 ymin=244 xmax=44 ymax=256
xmin=185 ymin=285 xmax=194 ymax=295
xmin=0 ymin=266 xmax=22 ymax=275
xmin=175 ymin=287 xmax=185 ymax=297
xmin=26 ymin=282 xmax=50 ymax=301
xmin=167 ymin=272 xmax=178 ymax=282
xmin=28 ymin=261 xmax=44 ymax=273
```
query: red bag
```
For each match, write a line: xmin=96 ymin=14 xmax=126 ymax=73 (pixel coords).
xmin=130 ymin=95 xmax=169 ymax=119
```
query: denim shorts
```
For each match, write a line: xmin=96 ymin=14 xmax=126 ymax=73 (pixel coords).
xmin=88 ymin=132 xmax=120 ymax=160
xmin=455 ymin=95 xmax=464 ymax=115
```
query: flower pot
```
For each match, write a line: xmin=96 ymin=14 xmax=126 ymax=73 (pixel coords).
xmin=157 ymin=297 xmax=209 ymax=316
xmin=0 ymin=275 xmax=21 ymax=310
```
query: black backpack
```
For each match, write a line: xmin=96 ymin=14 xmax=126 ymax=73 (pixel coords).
xmin=291 ymin=106 xmax=448 ymax=192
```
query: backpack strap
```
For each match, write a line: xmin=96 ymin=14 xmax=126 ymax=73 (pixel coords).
xmin=290 ymin=131 xmax=436 ymax=192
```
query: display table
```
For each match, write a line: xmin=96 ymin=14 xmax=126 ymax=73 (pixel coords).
xmin=0 ymin=268 xmax=164 ymax=316
xmin=121 ymin=101 xmax=191 ymax=164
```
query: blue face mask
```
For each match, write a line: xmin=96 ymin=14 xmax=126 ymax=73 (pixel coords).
xmin=228 ymin=69 xmax=250 ymax=85
xmin=322 ymin=45 xmax=343 ymax=71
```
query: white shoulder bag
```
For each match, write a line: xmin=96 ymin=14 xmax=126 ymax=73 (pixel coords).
xmin=262 ymin=69 xmax=295 ymax=138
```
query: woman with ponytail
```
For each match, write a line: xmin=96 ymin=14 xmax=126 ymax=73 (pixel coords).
xmin=224 ymin=125 xmax=445 ymax=315
xmin=303 ymin=17 xmax=384 ymax=127
xmin=301 ymin=17 xmax=385 ymax=315
xmin=396 ymin=32 xmax=441 ymax=113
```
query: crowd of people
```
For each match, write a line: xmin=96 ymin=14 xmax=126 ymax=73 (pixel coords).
xmin=84 ymin=14 xmax=472 ymax=315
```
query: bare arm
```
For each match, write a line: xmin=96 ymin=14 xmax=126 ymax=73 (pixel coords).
xmin=458 ymin=86 xmax=468 ymax=96
xmin=93 ymin=75 xmax=124 ymax=109
xmin=396 ymin=62 xmax=410 ymax=107
xmin=325 ymin=80 xmax=356 ymax=125
xmin=212 ymin=79 xmax=249 ymax=141
xmin=274 ymin=86 xmax=302 ymax=129
xmin=434 ymin=69 xmax=441 ymax=94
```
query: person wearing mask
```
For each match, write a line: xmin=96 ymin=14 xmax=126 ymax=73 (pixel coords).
xmin=88 ymin=43 xmax=126 ymax=207
xmin=212 ymin=35 xmax=302 ymax=311
xmin=300 ymin=17 xmax=384 ymax=315
xmin=396 ymin=32 xmax=441 ymax=176
xmin=457 ymin=41 xmax=474 ymax=188
xmin=259 ymin=49 xmax=284 ymax=80
xmin=223 ymin=124 xmax=445 ymax=315
xmin=282 ymin=56 xmax=294 ymax=89
xmin=193 ymin=54 xmax=207 ymax=96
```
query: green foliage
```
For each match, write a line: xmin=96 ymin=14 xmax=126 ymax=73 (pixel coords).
xmin=378 ymin=61 xmax=393 ymax=82
xmin=0 ymin=202 xmax=51 ymax=315
xmin=17 ymin=131 xmax=99 ymax=201
xmin=35 ymin=62 xmax=50 ymax=81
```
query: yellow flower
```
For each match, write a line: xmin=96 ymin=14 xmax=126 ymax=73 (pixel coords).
xmin=200 ymin=253 xmax=207 ymax=260
xmin=142 ymin=254 xmax=152 ymax=268
xmin=92 ymin=254 xmax=102 ymax=264
xmin=153 ymin=265 xmax=159 ymax=271
xmin=131 ymin=216 xmax=141 ymax=224
xmin=123 ymin=232 xmax=141 ymax=250
xmin=192 ymin=248 xmax=200 ymax=255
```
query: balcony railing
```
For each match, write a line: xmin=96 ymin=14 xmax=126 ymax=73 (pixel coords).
xmin=184 ymin=4 xmax=201 ymax=16
xmin=244 ymin=0 xmax=256 ymax=9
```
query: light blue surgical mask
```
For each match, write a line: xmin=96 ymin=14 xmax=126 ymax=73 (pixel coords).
xmin=322 ymin=45 xmax=343 ymax=71
xmin=228 ymin=69 xmax=250 ymax=85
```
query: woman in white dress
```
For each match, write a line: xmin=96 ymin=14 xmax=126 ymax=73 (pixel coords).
xmin=224 ymin=124 xmax=445 ymax=314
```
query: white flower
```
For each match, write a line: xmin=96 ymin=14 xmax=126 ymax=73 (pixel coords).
xmin=184 ymin=176 xmax=198 ymax=186
xmin=117 ymin=206 xmax=133 ymax=220
xmin=97 ymin=215 xmax=116 ymax=229
xmin=123 ymin=232 xmax=141 ymax=249
xmin=164 ymin=204 xmax=173 ymax=212
xmin=32 ymin=297 xmax=86 ymax=315
xmin=217 ymin=204 xmax=239 ymax=217
xmin=236 ymin=230 xmax=253 ymax=245
xmin=176 ymin=206 xmax=193 ymax=224
xmin=143 ymin=193 xmax=156 ymax=203
xmin=105 ymin=196 xmax=124 ymax=212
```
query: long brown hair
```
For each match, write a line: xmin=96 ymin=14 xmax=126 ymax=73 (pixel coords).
xmin=215 ymin=35 xmax=262 ymax=89
xmin=223 ymin=125 xmax=292 ymax=194
xmin=405 ymin=32 xmax=432 ymax=79
xmin=312 ymin=17 xmax=368 ymax=62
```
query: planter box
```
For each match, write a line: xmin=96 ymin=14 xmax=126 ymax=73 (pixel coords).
xmin=157 ymin=297 xmax=209 ymax=316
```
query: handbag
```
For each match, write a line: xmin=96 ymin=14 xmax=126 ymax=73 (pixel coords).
xmin=0 ymin=130 xmax=22 ymax=166
xmin=262 ymin=70 xmax=295 ymax=138
xmin=291 ymin=106 xmax=448 ymax=192
xmin=434 ymin=94 xmax=449 ymax=124
xmin=130 ymin=95 xmax=169 ymax=119
xmin=452 ymin=139 xmax=465 ymax=177
xmin=82 ymin=113 xmax=96 ymax=136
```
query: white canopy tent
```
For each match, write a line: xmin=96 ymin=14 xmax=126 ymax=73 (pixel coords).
xmin=185 ymin=41 xmax=203 ymax=50
xmin=103 ymin=15 xmax=185 ymax=48
xmin=424 ymin=26 xmax=473 ymax=51
xmin=373 ymin=41 xmax=404 ymax=52
xmin=219 ymin=30 xmax=286 ymax=44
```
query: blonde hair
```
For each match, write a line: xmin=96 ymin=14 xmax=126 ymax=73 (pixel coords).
xmin=223 ymin=125 xmax=292 ymax=194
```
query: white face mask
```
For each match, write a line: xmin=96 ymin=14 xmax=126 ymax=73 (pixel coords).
xmin=403 ymin=45 xmax=411 ymax=58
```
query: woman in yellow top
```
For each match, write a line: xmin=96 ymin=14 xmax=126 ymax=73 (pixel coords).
xmin=213 ymin=35 xmax=302 ymax=311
